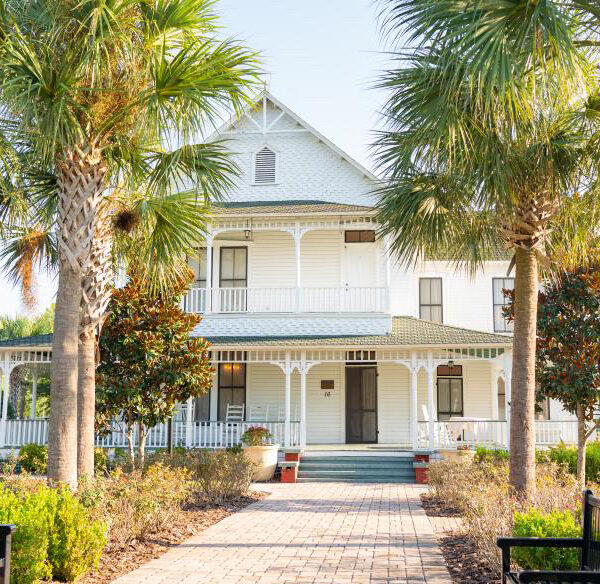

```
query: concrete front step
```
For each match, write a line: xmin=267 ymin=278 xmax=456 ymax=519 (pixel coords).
xmin=297 ymin=455 xmax=416 ymax=484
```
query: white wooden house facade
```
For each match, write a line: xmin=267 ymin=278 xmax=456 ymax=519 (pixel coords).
xmin=0 ymin=92 xmax=577 ymax=452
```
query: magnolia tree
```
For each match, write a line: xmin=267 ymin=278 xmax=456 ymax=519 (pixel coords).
xmin=507 ymin=267 xmax=600 ymax=485
xmin=96 ymin=274 xmax=212 ymax=468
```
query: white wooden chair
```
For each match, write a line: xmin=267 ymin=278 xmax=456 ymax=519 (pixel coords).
xmin=225 ymin=403 xmax=245 ymax=422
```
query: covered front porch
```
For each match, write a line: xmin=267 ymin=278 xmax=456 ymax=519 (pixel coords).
xmin=0 ymin=320 xmax=577 ymax=452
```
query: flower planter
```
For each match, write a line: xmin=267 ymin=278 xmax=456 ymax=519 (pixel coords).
xmin=243 ymin=444 xmax=279 ymax=481
xmin=438 ymin=448 xmax=475 ymax=462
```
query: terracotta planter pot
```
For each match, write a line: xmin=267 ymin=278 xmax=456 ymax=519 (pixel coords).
xmin=438 ymin=448 xmax=475 ymax=462
xmin=243 ymin=444 xmax=279 ymax=481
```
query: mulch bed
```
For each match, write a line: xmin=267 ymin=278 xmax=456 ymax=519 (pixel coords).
xmin=421 ymin=493 xmax=499 ymax=584
xmin=80 ymin=491 xmax=266 ymax=584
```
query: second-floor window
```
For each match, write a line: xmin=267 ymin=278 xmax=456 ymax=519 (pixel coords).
xmin=220 ymin=247 xmax=248 ymax=288
xmin=419 ymin=278 xmax=443 ymax=323
xmin=493 ymin=277 xmax=514 ymax=332
xmin=188 ymin=248 xmax=207 ymax=288
xmin=344 ymin=230 xmax=375 ymax=243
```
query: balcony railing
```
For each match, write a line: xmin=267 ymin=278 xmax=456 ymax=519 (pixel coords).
xmin=182 ymin=286 xmax=389 ymax=314
xmin=417 ymin=419 xmax=583 ymax=450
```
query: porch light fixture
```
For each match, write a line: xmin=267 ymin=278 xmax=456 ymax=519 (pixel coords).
xmin=244 ymin=219 xmax=252 ymax=240
xmin=447 ymin=360 xmax=455 ymax=367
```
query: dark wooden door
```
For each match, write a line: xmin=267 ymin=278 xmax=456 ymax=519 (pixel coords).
xmin=345 ymin=367 xmax=378 ymax=443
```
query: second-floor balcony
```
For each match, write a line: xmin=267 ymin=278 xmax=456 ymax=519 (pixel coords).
xmin=182 ymin=286 xmax=389 ymax=314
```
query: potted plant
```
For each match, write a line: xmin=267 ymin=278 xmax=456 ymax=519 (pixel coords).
xmin=241 ymin=426 xmax=279 ymax=481
xmin=439 ymin=444 xmax=475 ymax=462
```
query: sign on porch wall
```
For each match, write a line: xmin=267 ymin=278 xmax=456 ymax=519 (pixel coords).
xmin=321 ymin=380 xmax=334 ymax=397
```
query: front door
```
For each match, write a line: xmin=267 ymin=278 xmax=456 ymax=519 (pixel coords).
xmin=345 ymin=366 xmax=378 ymax=443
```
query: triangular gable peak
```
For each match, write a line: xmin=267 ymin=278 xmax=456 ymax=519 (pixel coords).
xmin=208 ymin=92 xmax=378 ymax=207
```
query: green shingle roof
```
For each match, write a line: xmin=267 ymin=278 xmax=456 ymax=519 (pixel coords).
xmin=0 ymin=318 xmax=511 ymax=351
xmin=207 ymin=316 xmax=512 ymax=348
xmin=214 ymin=200 xmax=375 ymax=215
xmin=0 ymin=333 xmax=53 ymax=348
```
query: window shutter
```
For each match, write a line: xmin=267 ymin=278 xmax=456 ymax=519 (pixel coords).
xmin=254 ymin=146 xmax=276 ymax=184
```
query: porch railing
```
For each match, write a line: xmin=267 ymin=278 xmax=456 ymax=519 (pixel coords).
xmin=182 ymin=286 xmax=388 ymax=314
xmin=418 ymin=420 xmax=582 ymax=450
xmin=2 ymin=419 xmax=301 ymax=449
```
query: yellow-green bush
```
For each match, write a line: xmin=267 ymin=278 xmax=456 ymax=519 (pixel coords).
xmin=0 ymin=483 xmax=106 ymax=584
xmin=512 ymin=509 xmax=581 ymax=570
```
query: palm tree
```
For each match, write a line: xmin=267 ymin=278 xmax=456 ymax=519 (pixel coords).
xmin=0 ymin=0 xmax=259 ymax=487
xmin=375 ymin=1 xmax=600 ymax=497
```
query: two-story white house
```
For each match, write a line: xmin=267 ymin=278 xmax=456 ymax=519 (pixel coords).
xmin=180 ymin=91 xmax=537 ymax=452
xmin=0 ymin=92 xmax=577 ymax=457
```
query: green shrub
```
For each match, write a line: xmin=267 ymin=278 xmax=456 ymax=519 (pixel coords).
xmin=0 ymin=482 xmax=106 ymax=584
xmin=18 ymin=444 xmax=48 ymax=475
xmin=475 ymin=447 xmax=509 ymax=463
xmin=48 ymin=488 xmax=107 ymax=582
xmin=546 ymin=442 xmax=600 ymax=482
xmin=512 ymin=509 xmax=581 ymax=571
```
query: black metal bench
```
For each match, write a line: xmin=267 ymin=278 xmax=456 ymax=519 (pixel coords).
xmin=498 ymin=490 xmax=600 ymax=583
xmin=0 ymin=525 xmax=15 ymax=584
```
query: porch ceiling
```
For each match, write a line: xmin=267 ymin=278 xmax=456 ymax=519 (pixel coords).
xmin=206 ymin=316 xmax=513 ymax=349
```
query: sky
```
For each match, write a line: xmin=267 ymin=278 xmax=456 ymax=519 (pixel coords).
xmin=0 ymin=0 xmax=388 ymax=317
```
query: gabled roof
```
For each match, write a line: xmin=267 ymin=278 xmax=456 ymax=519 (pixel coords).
xmin=215 ymin=200 xmax=375 ymax=216
xmin=207 ymin=316 xmax=513 ymax=348
xmin=208 ymin=91 xmax=379 ymax=183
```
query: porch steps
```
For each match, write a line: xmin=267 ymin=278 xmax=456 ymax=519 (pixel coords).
xmin=297 ymin=455 xmax=415 ymax=483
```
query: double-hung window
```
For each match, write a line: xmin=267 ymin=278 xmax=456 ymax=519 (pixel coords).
xmin=492 ymin=277 xmax=514 ymax=332
xmin=419 ymin=278 xmax=443 ymax=323
xmin=220 ymin=247 xmax=247 ymax=288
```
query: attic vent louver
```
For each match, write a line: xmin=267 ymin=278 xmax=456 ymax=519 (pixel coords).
xmin=254 ymin=146 xmax=277 ymax=184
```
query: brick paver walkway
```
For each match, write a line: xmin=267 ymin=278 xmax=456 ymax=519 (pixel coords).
xmin=113 ymin=483 xmax=452 ymax=584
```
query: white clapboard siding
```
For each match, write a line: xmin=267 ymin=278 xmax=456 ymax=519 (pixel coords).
xmin=300 ymin=231 xmax=342 ymax=288
xmin=247 ymin=232 xmax=296 ymax=289
xmin=377 ymin=364 xmax=410 ymax=444
xmin=463 ymin=361 xmax=494 ymax=418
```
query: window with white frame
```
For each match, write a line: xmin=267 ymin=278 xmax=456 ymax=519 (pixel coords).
xmin=254 ymin=146 xmax=277 ymax=184
xmin=419 ymin=278 xmax=443 ymax=323
xmin=492 ymin=277 xmax=514 ymax=332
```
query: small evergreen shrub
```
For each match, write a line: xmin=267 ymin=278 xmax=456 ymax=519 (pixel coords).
xmin=48 ymin=488 xmax=107 ymax=582
xmin=18 ymin=444 xmax=48 ymax=474
xmin=512 ymin=509 xmax=581 ymax=571
xmin=0 ymin=483 xmax=106 ymax=584
xmin=94 ymin=448 xmax=110 ymax=475
xmin=546 ymin=442 xmax=600 ymax=482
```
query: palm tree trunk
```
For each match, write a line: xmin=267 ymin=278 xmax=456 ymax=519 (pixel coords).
xmin=48 ymin=146 xmax=107 ymax=488
xmin=77 ymin=205 xmax=113 ymax=480
xmin=77 ymin=330 xmax=96 ymax=479
xmin=509 ymin=247 xmax=538 ymax=499
xmin=48 ymin=265 xmax=82 ymax=487
xmin=577 ymin=405 xmax=587 ymax=488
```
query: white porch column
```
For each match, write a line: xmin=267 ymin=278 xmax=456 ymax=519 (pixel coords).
xmin=284 ymin=351 xmax=292 ymax=447
xmin=410 ymin=351 xmax=419 ymax=450
xmin=0 ymin=356 xmax=10 ymax=447
xmin=299 ymin=352 xmax=307 ymax=448
xmin=504 ymin=352 xmax=512 ymax=449
xmin=490 ymin=363 xmax=499 ymax=420
xmin=384 ymin=235 xmax=392 ymax=312
xmin=427 ymin=352 xmax=435 ymax=451
xmin=185 ymin=396 xmax=193 ymax=447
xmin=209 ymin=367 xmax=218 ymax=421
xmin=294 ymin=224 xmax=301 ymax=313
xmin=31 ymin=367 xmax=38 ymax=419
xmin=205 ymin=230 xmax=213 ymax=314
